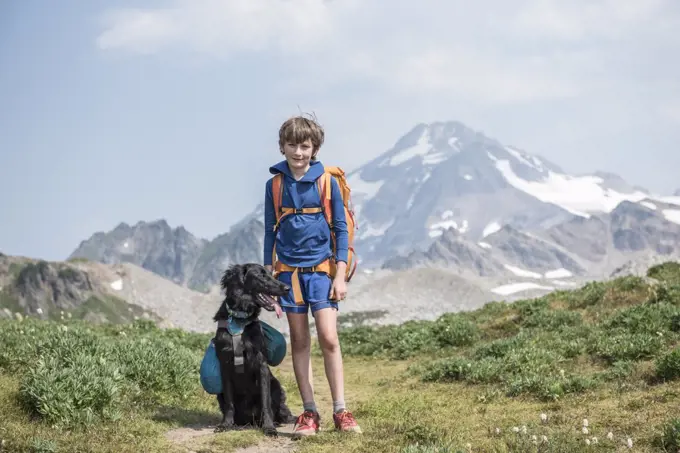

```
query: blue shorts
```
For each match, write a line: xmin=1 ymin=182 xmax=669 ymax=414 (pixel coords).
xmin=276 ymin=271 xmax=338 ymax=314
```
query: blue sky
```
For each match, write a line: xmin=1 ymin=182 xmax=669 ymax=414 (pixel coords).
xmin=2 ymin=0 xmax=680 ymax=261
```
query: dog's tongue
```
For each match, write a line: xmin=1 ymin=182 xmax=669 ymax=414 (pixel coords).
xmin=274 ymin=302 xmax=282 ymax=319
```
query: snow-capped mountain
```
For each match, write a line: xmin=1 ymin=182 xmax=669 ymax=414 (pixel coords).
xmin=347 ymin=121 xmax=678 ymax=266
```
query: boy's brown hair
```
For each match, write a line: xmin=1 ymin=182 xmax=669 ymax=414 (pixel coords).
xmin=278 ymin=114 xmax=325 ymax=160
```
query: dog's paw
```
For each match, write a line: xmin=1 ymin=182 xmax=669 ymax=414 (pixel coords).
xmin=214 ymin=423 xmax=235 ymax=433
xmin=263 ymin=426 xmax=278 ymax=437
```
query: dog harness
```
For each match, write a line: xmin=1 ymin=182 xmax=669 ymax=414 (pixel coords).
xmin=217 ymin=308 xmax=256 ymax=374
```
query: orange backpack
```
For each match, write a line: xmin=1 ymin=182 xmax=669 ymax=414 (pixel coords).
xmin=270 ymin=166 xmax=358 ymax=303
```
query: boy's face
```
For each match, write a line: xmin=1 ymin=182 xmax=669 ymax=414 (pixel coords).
xmin=282 ymin=138 xmax=316 ymax=172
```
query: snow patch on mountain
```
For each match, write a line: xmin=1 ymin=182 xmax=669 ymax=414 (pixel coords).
xmin=110 ymin=279 xmax=123 ymax=291
xmin=491 ymin=154 xmax=648 ymax=217
xmin=491 ymin=282 xmax=555 ymax=295
xmin=663 ymin=209 xmax=680 ymax=225
xmin=504 ymin=264 xmax=542 ymax=279
xmin=544 ymin=268 xmax=573 ymax=279
xmin=483 ymin=222 xmax=502 ymax=237
xmin=640 ymin=201 xmax=657 ymax=210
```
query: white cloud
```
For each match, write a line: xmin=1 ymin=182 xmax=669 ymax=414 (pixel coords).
xmin=96 ymin=0 xmax=354 ymax=56
xmin=96 ymin=0 xmax=680 ymax=105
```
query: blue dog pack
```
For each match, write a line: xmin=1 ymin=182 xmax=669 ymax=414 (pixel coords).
xmin=200 ymin=321 xmax=287 ymax=395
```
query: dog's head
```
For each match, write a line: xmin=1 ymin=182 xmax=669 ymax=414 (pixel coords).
xmin=219 ymin=263 xmax=290 ymax=315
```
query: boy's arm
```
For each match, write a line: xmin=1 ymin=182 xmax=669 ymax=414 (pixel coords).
xmin=329 ymin=176 xmax=348 ymax=263
xmin=263 ymin=179 xmax=276 ymax=267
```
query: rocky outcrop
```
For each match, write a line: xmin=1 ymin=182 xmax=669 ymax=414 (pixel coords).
xmin=0 ymin=255 xmax=159 ymax=324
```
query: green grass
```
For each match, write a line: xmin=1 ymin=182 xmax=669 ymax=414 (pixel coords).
xmin=3 ymin=261 xmax=680 ymax=452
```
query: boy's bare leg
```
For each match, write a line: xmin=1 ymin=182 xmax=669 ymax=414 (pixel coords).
xmin=286 ymin=312 xmax=315 ymax=407
xmin=313 ymin=307 xmax=344 ymax=405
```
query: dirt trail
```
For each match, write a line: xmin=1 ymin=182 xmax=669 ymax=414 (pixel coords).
xmin=165 ymin=423 xmax=298 ymax=453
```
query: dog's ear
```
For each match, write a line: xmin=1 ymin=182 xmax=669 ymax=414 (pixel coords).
xmin=221 ymin=264 xmax=246 ymax=292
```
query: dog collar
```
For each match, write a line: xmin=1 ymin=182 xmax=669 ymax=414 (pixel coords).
xmin=227 ymin=307 xmax=253 ymax=319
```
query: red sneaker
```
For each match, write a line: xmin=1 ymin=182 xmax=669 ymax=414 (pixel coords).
xmin=333 ymin=410 xmax=362 ymax=433
xmin=292 ymin=411 xmax=320 ymax=436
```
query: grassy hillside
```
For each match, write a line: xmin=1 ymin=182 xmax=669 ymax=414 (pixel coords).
xmin=2 ymin=262 xmax=680 ymax=452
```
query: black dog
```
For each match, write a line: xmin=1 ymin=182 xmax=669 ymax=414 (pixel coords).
xmin=212 ymin=263 xmax=296 ymax=436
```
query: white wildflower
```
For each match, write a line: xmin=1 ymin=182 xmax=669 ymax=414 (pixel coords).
xmin=494 ymin=427 xmax=501 ymax=435
xmin=559 ymin=369 xmax=565 ymax=377
xmin=67 ymin=312 xmax=72 ymax=319
xmin=512 ymin=426 xmax=520 ymax=433
xmin=585 ymin=439 xmax=591 ymax=445
xmin=607 ymin=432 xmax=614 ymax=440
xmin=531 ymin=435 xmax=538 ymax=444
xmin=542 ymin=435 xmax=548 ymax=443
xmin=465 ymin=443 xmax=472 ymax=452
xmin=592 ymin=437 xmax=598 ymax=444
xmin=521 ymin=425 xmax=527 ymax=434
xmin=583 ymin=418 xmax=589 ymax=427
xmin=19 ymin=330 xmax=24 ymax=335
xmin=36 ymin=308 xmax=43 ymax=315
xmin=582 ymin=427 xmax=589 ymax=435
xmin=540 ymin=413 xmax=548 ymax=423
xmin=627 ymin=438 xmax=633 ymax=448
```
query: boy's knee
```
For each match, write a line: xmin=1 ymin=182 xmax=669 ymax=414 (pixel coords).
xmin=290 ymin=332 xmax=311 ymax=352
xmin=318 ymin=332 xmax=340 ymax=354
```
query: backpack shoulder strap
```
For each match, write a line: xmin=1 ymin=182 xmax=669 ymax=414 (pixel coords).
xmin=271 ymin=174 xmax=284 ymax=228
xmin=317 ymin=170 xmax=333 ymax=227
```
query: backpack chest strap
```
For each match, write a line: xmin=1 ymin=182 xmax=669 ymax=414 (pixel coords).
xmin=273 ymin=206 xmax=323 ymax=231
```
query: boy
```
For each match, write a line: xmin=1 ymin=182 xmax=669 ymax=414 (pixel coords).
xmin=263 ymin=115 xmax=361 ymax=436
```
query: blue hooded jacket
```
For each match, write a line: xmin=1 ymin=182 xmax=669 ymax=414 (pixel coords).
xmin=263 ymin=160 xmax=348 ymax=268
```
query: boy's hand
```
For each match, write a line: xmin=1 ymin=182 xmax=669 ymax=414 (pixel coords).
xmin=330 ymin=261 xmax=348 ymax=300
xmin=330 ymin=277 xmax=347 ymax=301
